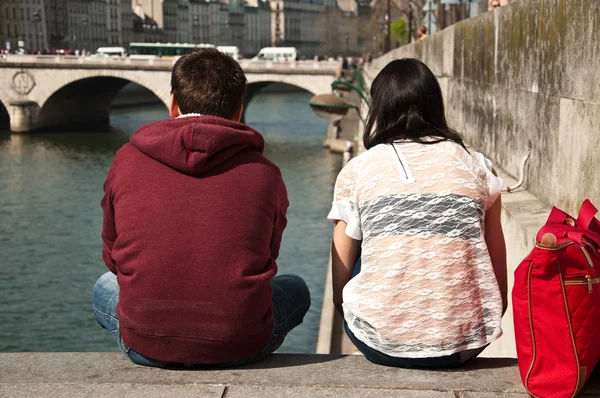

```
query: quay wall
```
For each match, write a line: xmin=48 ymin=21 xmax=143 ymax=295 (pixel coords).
xmin=362 ymin=0 xmax=600 ymax=358
xmin=366 ymin=0 xmax=600 ymax=216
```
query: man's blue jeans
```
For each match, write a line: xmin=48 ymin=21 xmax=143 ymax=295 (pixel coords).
xmin=92 ymin=271 xmax=311 ymax=368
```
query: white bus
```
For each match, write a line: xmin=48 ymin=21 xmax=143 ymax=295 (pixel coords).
xmin=128 ymin=43 xmax=216 ymax=59
xmin=217 ymin=46 xmax=240 ymax=60
xmin=94 ymin=47 xmax=127 ymax=58
xmin=252 ymin=47 xmax=298 ymax=62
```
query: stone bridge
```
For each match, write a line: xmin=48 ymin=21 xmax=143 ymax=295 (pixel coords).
xmin=0 ymin=56 xmax=339 ymax=132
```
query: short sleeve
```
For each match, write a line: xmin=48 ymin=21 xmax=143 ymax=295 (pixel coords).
xmin=327 ymin=158 xmax=362 ymax=240
xmin=474 ymin=152 xmax=503 ymax=209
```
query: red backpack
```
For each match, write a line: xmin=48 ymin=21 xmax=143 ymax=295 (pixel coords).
xmin=513 ymin=200 xmax=600 ymax=398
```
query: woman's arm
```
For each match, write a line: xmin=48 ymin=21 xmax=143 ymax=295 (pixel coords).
xmin=331 ymin=220 xmax=361 ymax=316
xmin=485 ymin=189 xmax=508 ymax=316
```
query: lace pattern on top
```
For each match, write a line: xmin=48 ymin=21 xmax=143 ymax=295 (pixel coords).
xmin=327 ymin=141 xmax=504 ymax=358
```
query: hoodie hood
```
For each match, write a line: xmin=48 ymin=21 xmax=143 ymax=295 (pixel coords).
xmin=130 ymin=116 xmax=265 ymax=175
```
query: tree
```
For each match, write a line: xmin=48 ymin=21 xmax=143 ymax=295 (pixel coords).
xmin=390 ymin=18 xmax=409 ymax=46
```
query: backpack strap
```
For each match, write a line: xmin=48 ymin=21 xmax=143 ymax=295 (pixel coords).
xmin=547 ymin=206 xmax=574 ymax=225
xmin=577 ymin=199 xmax=600 ymax=232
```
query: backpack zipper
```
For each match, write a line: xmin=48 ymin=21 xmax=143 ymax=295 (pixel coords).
xmin=563 ymin=275 xmax=600 ymax=293
xmin=580 ymin=246 xmax=595 ymax=268
xmin=535 ymin=241 xmax=595 ymax=268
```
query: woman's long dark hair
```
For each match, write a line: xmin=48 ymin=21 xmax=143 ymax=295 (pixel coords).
xmin=363 ymin=58 xmax=466 ymax=150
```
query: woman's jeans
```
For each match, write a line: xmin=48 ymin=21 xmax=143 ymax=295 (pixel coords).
xmin=92 ymin=271 xmax=311 ymax=368
xmin=344 ymin=322 xmax=486 ymax=369
xmin=344 ymin=259 xmax=486 ymax=368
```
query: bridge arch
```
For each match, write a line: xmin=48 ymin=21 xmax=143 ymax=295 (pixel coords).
xmin=38 ymin=76 xmax=168 ymax=131
xmin=245 ymin=74 xmax=329 ymax=99
xmin=0 ymin=100 xmax=9 ymax=131
xmin=243 ymin=81 xmax=320 ymax=122
xmin=243 ymin=74 xmax=335 ymax=123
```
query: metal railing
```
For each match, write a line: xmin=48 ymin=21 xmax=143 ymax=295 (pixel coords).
xmin=0 ymin=55 xmax=340 ymax=73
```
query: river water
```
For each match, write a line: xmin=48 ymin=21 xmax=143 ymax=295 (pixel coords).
xmin=0 ymin=88 xmax=341 ymax=354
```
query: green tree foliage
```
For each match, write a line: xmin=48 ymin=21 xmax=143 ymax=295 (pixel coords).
xmin=391 ymin=18 xmax=409 ymax=46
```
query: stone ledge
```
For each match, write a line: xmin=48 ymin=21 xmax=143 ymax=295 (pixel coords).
xmin=481 ymin=167 xmax=552 ymax=358
xmin=1 ymin=353 xmax=599 ymax=397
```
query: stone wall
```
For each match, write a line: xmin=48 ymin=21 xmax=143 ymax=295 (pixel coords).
xmin=366 ymin=0 xmax=600 ymax=216
xmin=363 ymin=0 xmax=600 ymax=358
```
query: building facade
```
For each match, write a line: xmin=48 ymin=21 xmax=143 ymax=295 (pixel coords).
xmin=221 ymin=0 xmax=245 ymax=49
xmin=163 ymin=0 xmax=178 ymax=42
xmin=20 ymin=0 xmax=49 ymax=51
xmin=120 ymin=0 xmax=134 ymax=46
xmin=132 ymin=13 xmax=162 ymax=42
xmin=6 ymin=0 xmax=366 ymax=56
xmin=132 ymin=0 xmax=162 ymax=28
xmin=244 ymin=0 xmax=270 ymax=57
xmin=176 ymin=0 xmax=190 ymax=43
xmin=271 ymin=0 xmax=325 ymax=58
xmin=189 ymin=0 xmax=220 ymax=45
xmin=107 ymin=0 xmax=120 ymax=45
xmin=67 ymin=0 xmax=110 ymax=52
xmin=45 ymin=0 xmax=68 ymax=49
xmin=268 ymin=0 xmax=362 ymax=58
xmin=320 ymin=0 xmax=359 ymax=56
xmin=1 ymin=0 xmax=22 ymax=52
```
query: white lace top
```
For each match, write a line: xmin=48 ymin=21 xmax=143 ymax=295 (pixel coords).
xmin=327 ymin=141 xmax=504 ymax=358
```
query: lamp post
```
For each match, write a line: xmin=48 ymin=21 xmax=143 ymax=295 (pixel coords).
xmin=193 ymin=15 xmax=199 ymax=42
xmin=32 ymin=10 xmax=41 ymax=51
xmin=308 ymin=94 xmax=364 ymax=123
xmin=331 ymin=79 xmax=370 ymax=106
xmin=82 ymin=16 xmax=88 ymax=54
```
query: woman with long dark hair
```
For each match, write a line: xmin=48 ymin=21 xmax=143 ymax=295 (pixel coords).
xmin=327 ymin=59 xmax=507 ymax=367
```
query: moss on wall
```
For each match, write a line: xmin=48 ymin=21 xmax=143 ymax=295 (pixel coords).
xmin=367 ymin=0 xmax=600 ymax=214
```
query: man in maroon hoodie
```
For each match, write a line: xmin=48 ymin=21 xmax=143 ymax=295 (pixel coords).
xmin=92 ymin=49 xmax=311 ymax=367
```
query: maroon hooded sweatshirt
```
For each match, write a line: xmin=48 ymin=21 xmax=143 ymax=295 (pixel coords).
xmin=100 ymin=116 xmax=288 ymax=364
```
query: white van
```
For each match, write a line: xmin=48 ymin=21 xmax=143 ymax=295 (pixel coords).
xmin=94 ymin=47 xmax=127 ymax=58
xmin=252 ymin=47 xmax=298 ymax=62
xmin=217 ymin=46 xmax=240 ymax=60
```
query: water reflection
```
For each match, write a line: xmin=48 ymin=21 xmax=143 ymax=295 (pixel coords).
xmin=0 ymin=89 xmax=339 ymax=354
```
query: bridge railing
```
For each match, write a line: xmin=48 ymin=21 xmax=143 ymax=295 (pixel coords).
xmin=0 ymin=55 xmax=340 ymax=73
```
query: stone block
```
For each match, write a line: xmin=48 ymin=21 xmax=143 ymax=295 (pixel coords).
xmin=226 ymin=386 xmax=454 ymax=397
xmin=461 ymin=393 xmax=528 ymax=398
xmin=552 ymin=98 xmax=600 ymax=214
xmin=452 ymin=11 xmax=495 ymax=86
xmin=442 ymin=25 xmax=455 ymax=78
xmin=0 ymin=383 xmax=225 ymax=398
xmin=495 ymin=0 xmax=542 ymax=92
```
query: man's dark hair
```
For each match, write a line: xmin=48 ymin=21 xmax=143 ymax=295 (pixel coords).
xmin=171 ymin=48 xmax=247 ymax=119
